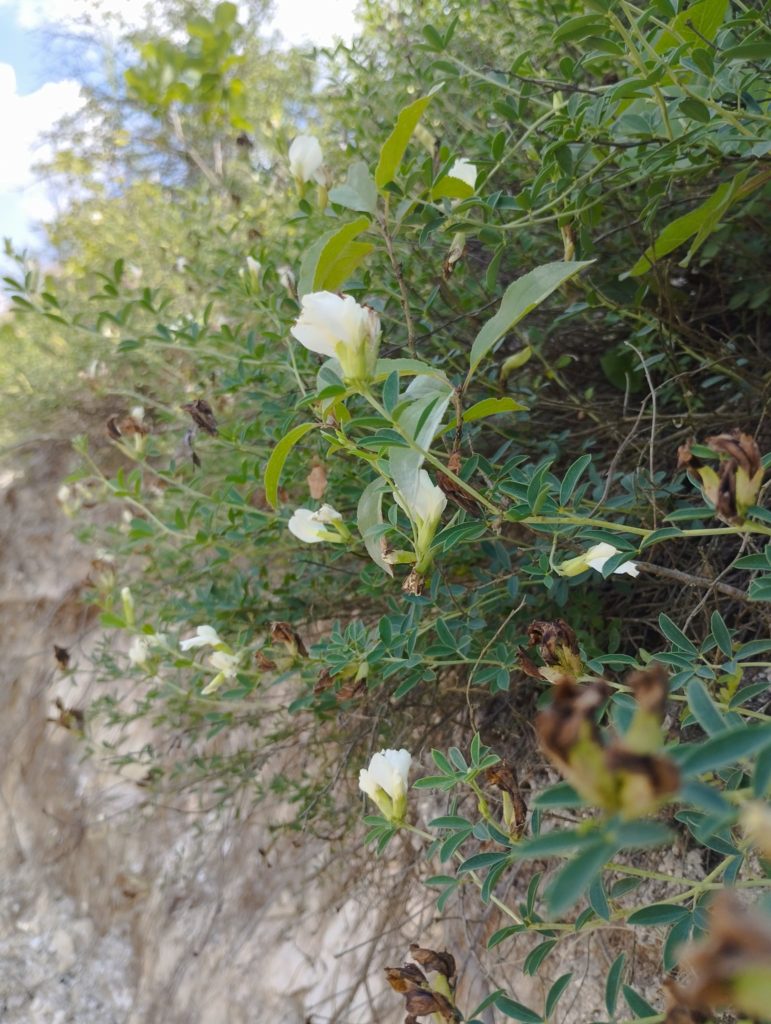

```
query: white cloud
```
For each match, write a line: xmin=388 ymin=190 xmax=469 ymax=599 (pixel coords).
xmin=0 ymin=0 xmax=147 ymax=30
xmin=268 ymin=0 xmax=358 ymax=47
xmin=0 ymin=63 xmax=83 ymax=192
xmin=0 ymin=0 xmax=358 ymax=43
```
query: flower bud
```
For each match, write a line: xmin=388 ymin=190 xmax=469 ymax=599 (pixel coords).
xmin=288 ymin=134 xmax=323 ymax=184
xmin=358 ymin=748 xmax=411 ymax=823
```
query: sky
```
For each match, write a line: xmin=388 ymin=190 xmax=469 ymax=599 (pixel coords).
xmin=0 ymin=0 xmax=358 ymax=265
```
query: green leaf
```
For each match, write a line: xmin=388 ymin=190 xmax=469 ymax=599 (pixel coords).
xmin=627 ymin=171 xmax=748 ymax=276
xmin=468 ymin=261 xmax=593 ymax=378
xmin=560 ymin=454 xmax=592 ymax=506
xmin=749 ymin=577 xmax=771 ymax=602
xmin=659 ymin=613 xmax=697 ymax=655
xmin=639 ymin=526 xmax=684 ymax=550
xmin=458 ymin=850 xmax=511 ymax=873
xmin=523 ymin=939 xmax=557 ymax=976
xmin=553 ymin=14 xmax=608 ymax=44
xmin=546 ymin=840 xmax=616 ymax=916
xmin=532 ymin=782 xmax=583 ymax=808
xmin=264 ymin=422 xmax=317 ymax=508
xmin=462 ymin=396 xmax=528 ymax=423
xmin=495 ymin=994 xmax=543 ymax=1023
xmin=615 ymin=821 xmax=673 ymax=849
xmin=374 ymin=357 xmax=450 ymax=383
xmin=375 ymin=85 xmax=441 ymax=189
xmin=679 ymin=723 xmax=771 ymax=776
xmin=754 ymin=744 xmax=771 ymax=796
xmin=686 ymin=679 xmax=728 ymax=736
xmin=297 ymin=216 xmax=372 ymax=297
xmin=382 ymin=370 xmax=399 ymax=413
xmin=663 ymin=914 xmax=693 ymax=972
xmin=588 ymin=875 xmax=610 ymax=921
xmin=518 ymin=829 xmax=589 ymax=857
xmin=710 ymin=610 xmax=733 ymax=656
xmin=627 ymin=903 xmax=690 ymax=926
xmin=432 ymin=172 xmax=475 ymax=201
xmin=487 ymin=925 xmax=527 ymax=949
xmin=545 ymin=973 xmax=572 ymax=1018
xmin=328 ymin=160 xmax=378 ymax=214
xmin=655 ymin=0 xmax=728 ymax=51
xmin=623 ymin=985 xmax=658 ymax=1019
xmin=605 ymin=953 xmax=625 ymax=1017
xmin=357 ymin=477 xmax=394 ymax=576
xmin=428 ymin=814 xmax=473 ymax=829
xmin=722 ymin=41 xmax=771 ymax=60
xmin=422 ymin=23 xmax=444 ymax=50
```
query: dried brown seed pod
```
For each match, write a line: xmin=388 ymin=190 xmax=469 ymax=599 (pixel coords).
xmin=384 ymin=964 xmax=428 ymax=993
xmin=667 ymin=891 xmax=771 ymax=1018
xmin=270 ymin=621 xmax=308 ymax=658
xmin=53 ymin=644 xmax=70 ymax=668
xmin=486 ymin=762 xmax=528 ymax=835
xmin=409 ymin=943 xmax=456 ymax=980
xmin=627 ymin=663 xmax=669 ymax=720
xmin=527 ymin=619 xmax=582 ymax=679
xmin=182 ymin=398 xmax=218 ymax=436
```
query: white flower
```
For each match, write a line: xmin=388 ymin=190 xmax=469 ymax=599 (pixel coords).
xmin=289 ymin=134 xmax=323 ymax=183
xmin=290 ymin=291 xmax=381 ymax=383
xmin=399 ymin=470 xmax=447 ymax=527
xmin=558 ymin=542 xmax=639 ymax=578
xmin=130 ymin=406 xmax=145 ymax=423
xmin=243 ymin=255 xmax=262 ymax=289
xmin=128 ymin=636 xmax=149 ymax=666
xmin=180 ymin=624 xmax=222 ymax=651
xmin=201 ymin=650 xmax=240 ymax=696
xmin=208 ymin=650 xmax=239 ymax=678
xmin=288 ymin=505 xmax=346 ymax=544
xmin=447 ymin=158 xmax=477 ymax=189
xmin=121 ymin=586 xmax=135 ymax=626
xmin=394 ymin=470 xmax=447 ymax=572
xmin=358 ymin=748 xmax=412 ymax=822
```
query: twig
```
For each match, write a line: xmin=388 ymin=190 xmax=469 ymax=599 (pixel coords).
xmin=378 ymin=213 xmax=417 ymax=356
xmin=636 ymin=560 xmax=748 ymax=602
xmin=625 ymin=340 xmax=659 ymax=526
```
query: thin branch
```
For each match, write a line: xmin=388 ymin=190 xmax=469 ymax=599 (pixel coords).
xmin=636 ymin=560 xmax=749 ymax=602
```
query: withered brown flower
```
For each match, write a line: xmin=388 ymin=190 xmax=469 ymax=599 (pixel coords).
xmin=404 ymin=988 xmax=457 ymax=1021
xmin=270 ymin=621 xmax=308 ymax=658
xmin=485 ymin=761 xmax=527 ymax=836
xmin=182 ymin=398 xmax=218 ymax=436
xmin=667 ymin=892 xmax=771 ymax=1019
xmin=384 ymin=964 xmax=428 ymax=993
xmin=677 ymin=430 xmax=763 ymax=523
xmin=409 ymin=944 xmax=456 ymax=980
xmin=526 ymin=619 xmax=583 ymax=680
xmin=536 ymin=678 xmax=679 ymax=816
xmin=627 ymin=663 xmax=669 ymax=721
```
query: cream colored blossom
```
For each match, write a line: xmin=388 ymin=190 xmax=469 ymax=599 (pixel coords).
xmin=291 ymin=291 xmax=381 ymax=383
xmin=558 ymin=542 xmax=639 ymax=578
xmin=289 ymin=134 xmax=323 ymax=183
xmin=180 ymin=624 xmax=222 ymax=651
xmin=394 ymin=469 xmax=447 ymax=573
xmin=128 ymin=636 xmax=149 ymax=666
xmin=358 ymin=748 xmax=412 ymax=822
xmin=201 ymin=651 xmax=240 ymax=696
xmin=288 ymin=505 xmax=346 ymax=544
